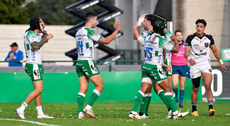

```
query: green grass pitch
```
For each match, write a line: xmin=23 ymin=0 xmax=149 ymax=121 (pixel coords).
xmin=0 ymin=102 xmax=230 ymax=126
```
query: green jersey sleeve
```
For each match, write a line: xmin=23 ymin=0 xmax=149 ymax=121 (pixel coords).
xmin=27 ymin=30 xmax=39 ymax=45
xmin=164 ymin=28 xmax=173 ymax=42
xmin=142 ymin=31 xmax=148 ymax=38
xmin=158 ymin=36 xmax=174 ymax=52
xmin=85 ymin=28 xmax=102 ymax=42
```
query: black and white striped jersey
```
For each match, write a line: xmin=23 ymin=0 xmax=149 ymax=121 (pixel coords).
xmin=185 ymin=33 xmax=215 ymax=65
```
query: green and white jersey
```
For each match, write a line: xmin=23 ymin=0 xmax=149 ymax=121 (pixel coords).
xmin=75 ymin=27 xmax=102 ymax=61
xmin=142 ymin=31 xmax=148 ymax=38
xmin=24 ymin=30 xmax=42 ymax=64
xmin=142 ymin=30 xmax=154 ymax=51
xmin=142 ymin=29 xmax=154 ymax=39
xmin=163 ymin=28 xmax=173 ymax=61
xmin=144 ymin=33 xmax=174 ymax=65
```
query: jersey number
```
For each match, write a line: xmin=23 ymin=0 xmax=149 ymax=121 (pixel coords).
xmin=77 ymin=41 xmax=83 ymax=54
xmin=146 ymin=47 xmax=153 ymax=59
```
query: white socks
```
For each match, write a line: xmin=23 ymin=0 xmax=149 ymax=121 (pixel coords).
xmin=36 ymin=106 xmax=44 ymax=115
xmin=85 ymin=105 xmax=92 ymax=110
xmin=18 ymin=102 xmax=45 ymax=116
xmin=18 ymin=102 xmax=28 ymax=111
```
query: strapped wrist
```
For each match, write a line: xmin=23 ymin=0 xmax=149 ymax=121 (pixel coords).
xmin=137 ymin=36 xmax=144 ymax=45
xmin=219 ymin=59 xmax=224 ymax=65
xmin=137 ymin=19 xmax=144 ymax=26
xmin=187 ymin=56 xmax=191 ymax=61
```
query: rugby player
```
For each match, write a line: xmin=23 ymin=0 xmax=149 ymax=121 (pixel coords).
xmin=16 ymin=17 xmax=54 ymax=119
xmin=75 ymin=12 xmax=120 ymax=119
xmin=130 ymin=15 xmax=180 ymax=119
xmin=185 ymin=19 xmax=227 ymax=116
xmin=133 ymin=14 xmax=189 ymax=119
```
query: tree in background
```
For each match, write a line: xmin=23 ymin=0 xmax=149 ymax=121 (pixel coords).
xmin=33 ymin=0 xmax=80 ymax=25
xmin=0 ymin=0 xmax=114 ymax=25
xmin=0 ymin=0 xmax=79 ymax=25
xmin=0 ymin=0 xmax=35 ymax=24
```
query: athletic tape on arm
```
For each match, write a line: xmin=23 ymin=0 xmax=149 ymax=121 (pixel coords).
xmin=137 ymin=36 xmax=144 ymax=45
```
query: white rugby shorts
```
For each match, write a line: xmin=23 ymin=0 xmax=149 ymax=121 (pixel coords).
xmin=190 ymin=63 xmax=212 ymax=78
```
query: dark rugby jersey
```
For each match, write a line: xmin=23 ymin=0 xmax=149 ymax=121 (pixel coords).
xmin=185 ymin=33 xmax=215 ymax=64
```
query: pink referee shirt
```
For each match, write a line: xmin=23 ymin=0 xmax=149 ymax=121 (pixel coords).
xmin=171 ymin=41 xmax=188 ymax=66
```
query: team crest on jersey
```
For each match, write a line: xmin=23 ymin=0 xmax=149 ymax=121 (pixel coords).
xmin=205 ymin=42 xmax=209 ymax=47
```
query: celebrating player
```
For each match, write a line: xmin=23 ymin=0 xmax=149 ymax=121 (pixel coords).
xmin=15 ymin=17 xmax=54 ymax=119
xmin=133 ymin=14 xmax=153 ymax=119
xmin=130 ymin=14 xmax=181 ymax=119
xmin=76 ymin=12 xmax=120 ymax=119
xmin=185 ymin=19 xmax=227 ymax=116
xmin=133 ymin=14 xmax=188 ymax=119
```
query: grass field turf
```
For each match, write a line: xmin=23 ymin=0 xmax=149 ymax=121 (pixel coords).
xmin=0 ymin=102 xmax=229 ymax=126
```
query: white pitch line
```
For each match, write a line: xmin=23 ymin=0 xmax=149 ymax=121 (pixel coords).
xmin=0 ymin=118 xmax=61 ymax=126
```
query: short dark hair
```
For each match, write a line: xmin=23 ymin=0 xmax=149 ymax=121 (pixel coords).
xmin=195 ymin=19 xmax=207 ymax=27
xmin=86 ymin=12 xmax=97 ymax=22
xmin=145 ymin=14 xmax=156 ymax=27
xmin=175 ymin=29 xmax=182 ymax=35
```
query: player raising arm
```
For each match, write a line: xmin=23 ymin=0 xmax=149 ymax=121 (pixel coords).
xmin=76 ymin=12 xmax=120 ymax=119
xmin=130 ymin=14 xmax=182 ymax=119
xmin=16 ymin=17 xmax=53 ymax=119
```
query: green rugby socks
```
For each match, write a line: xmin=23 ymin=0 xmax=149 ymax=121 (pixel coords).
xmin=165 ymin=92 xmax=178 ymax=113
xmin=77 ymin=92 xmax=85 ymax=112
xmin=145 ymin=93 xmax=152 ymax=115
xmin=132 ymin=90 xmax=145 ymax=112
xmin=158 ymin=90 xmax=170 ymax=110
xmin=87 ymin=89 xmax=100 ymax=107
